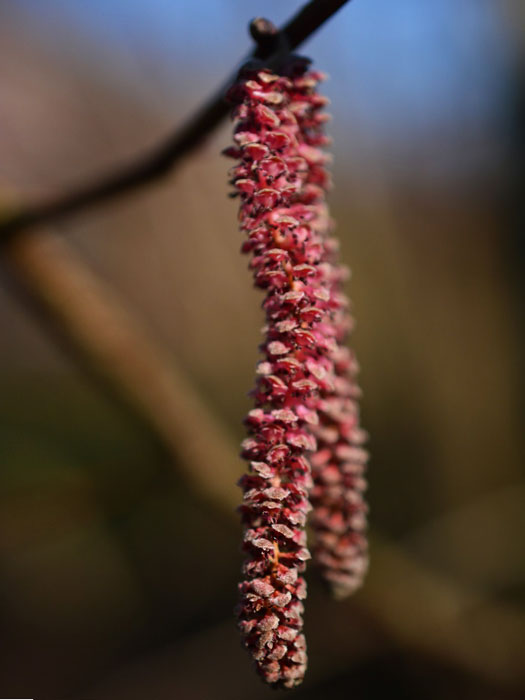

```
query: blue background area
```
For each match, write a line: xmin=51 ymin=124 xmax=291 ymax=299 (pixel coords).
xmin=11 ymin=0 xmax=513 ymax=140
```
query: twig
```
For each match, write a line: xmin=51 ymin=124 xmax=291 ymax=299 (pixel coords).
xmin=0 ymin=0 xmax=351 ymax=241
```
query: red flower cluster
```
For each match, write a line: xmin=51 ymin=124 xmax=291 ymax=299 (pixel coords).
xmin=225 ymin=63 xmax=368 ymax=688
xmin=290 ymin=77 xmax=369 ymax=601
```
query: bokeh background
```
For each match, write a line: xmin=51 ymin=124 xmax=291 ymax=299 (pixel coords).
xmin=0 ymin=1 xmax=524 ymax=698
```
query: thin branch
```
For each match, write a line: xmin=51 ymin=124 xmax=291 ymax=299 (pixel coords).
xmin=0 ymin=0 xmax=351 ymax=241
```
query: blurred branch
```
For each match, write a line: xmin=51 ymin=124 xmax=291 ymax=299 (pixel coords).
xmin=0 ymin=0 xmax=351 ymax=241
xmin=361 ymin=538 xmax=525 ymax=688
xmin=3 ymin=227 xmax=241 ymax=513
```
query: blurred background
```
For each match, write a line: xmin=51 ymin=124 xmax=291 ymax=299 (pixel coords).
xmin=0 ymin=1 xmax=524 ymax=698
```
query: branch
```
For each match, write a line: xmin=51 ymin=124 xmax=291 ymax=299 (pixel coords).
xmin=0 ymin=0 xmax=351 ymax=241
xmin=3 ymin=227 xmax=241 ymax=513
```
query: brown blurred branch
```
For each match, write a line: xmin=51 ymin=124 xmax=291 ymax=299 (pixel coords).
xmin=361 ymin=538 xmax=525 ymax=688
xmin=0 ymin=0 xmax=351 ymax=241
xmin=3 ymin=228 xmax=241 ymax=513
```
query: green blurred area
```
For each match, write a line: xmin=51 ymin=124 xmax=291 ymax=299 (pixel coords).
xmin=0 ymin=2 xmax=524 ymax=699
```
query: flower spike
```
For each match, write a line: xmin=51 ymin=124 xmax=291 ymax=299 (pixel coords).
xmin=226 ymin=60 xmax=368 ymax=687
xmin=289 ymin=71 xmax=370 ymax=600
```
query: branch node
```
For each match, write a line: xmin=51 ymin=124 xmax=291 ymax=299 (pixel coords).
xmin=249 ymin=17 xmax=278 ymax=43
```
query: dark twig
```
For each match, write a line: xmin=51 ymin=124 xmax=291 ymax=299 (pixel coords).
xmin=0 ymin=0 xmax=351 ymax=241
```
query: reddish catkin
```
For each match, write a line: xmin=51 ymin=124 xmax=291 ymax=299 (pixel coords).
xmin=290 ymin=73 xmax=370 ymax=600
xmin=226 ymin=65 xmax=335 ymax=688
xmin=225 ymin=62 xmax=368 ymax=687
